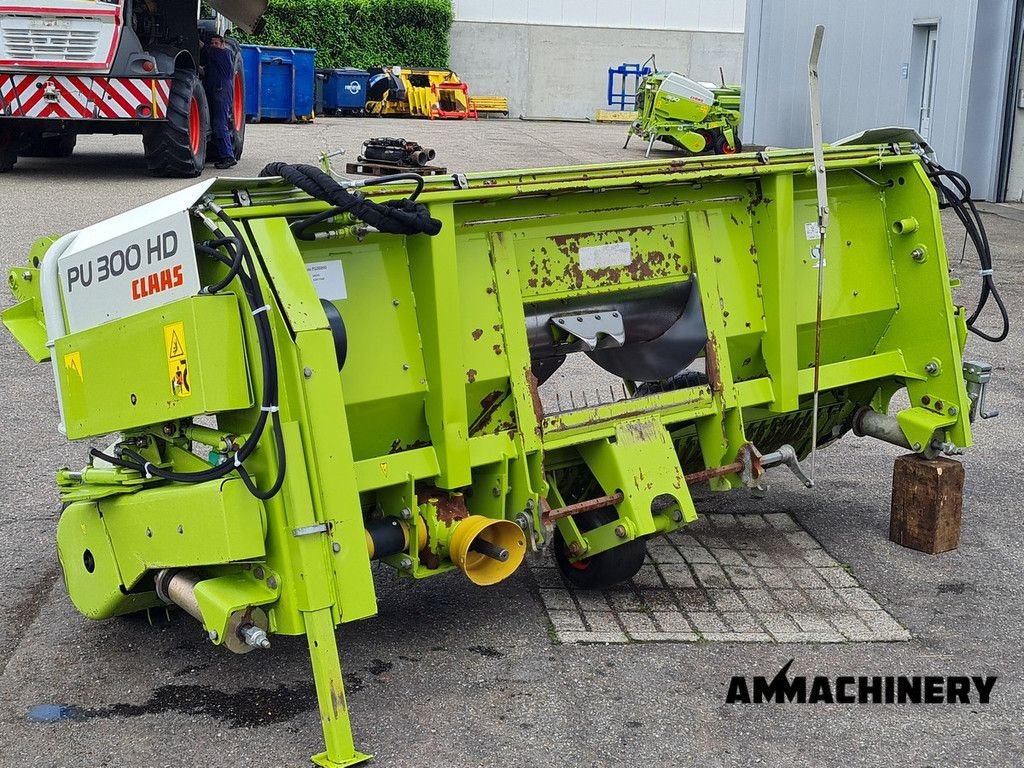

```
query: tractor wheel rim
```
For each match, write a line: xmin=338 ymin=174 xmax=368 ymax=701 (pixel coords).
xmin=189 ymin=96 xmax=201 ymax=156
xmin=233 ymin=72 xmax=243 ymax=131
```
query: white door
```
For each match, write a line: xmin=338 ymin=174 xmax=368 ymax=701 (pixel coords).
xmin=919 ymin=26 xmax=938 ymax=140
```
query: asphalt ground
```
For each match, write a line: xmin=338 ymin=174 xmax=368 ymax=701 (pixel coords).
xmin=0 ymin=119 xmax=1021 ymax=768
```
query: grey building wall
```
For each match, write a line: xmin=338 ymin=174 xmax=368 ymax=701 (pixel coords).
xmin=450 ymin=21 xmax=744 ymax=119
xmin=742 ymin=0 xmax=1014 ymax=199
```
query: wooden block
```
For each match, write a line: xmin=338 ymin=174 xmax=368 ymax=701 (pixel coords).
xmin=890 ymin=454 xmax=965 ymax=554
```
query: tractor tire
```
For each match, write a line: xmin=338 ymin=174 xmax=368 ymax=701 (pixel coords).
xmin=19 ymin=133 xmax=76 ymax=158
xmin=0 ymin=124 xmax=19 ymax=172
xmin=225 ymin=40 xmax=246 ymax=160
xmin=143 ymin=69 xmax=210 ymax=178
xmin=553 ymin=507 xmax=647 ymax=590
xmin=714 ymin=133 xmax=742 ymax=155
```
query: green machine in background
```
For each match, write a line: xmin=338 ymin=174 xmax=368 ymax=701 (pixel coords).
xmin=625 ymin=69 xmax=742 ymax=157
xmin=2 ymin=137 xmax=1004 ymax=765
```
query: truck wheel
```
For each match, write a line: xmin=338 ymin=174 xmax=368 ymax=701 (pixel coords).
xmin=19 ymin=133 xmax=76 ymax=158
xmin=143 ymin=69 xmax=210 ymax=177
xmin=227 ymin=42 xmax=246 ymax=160
xmin=553 ymin=508 xmax=647 ymax=590
xmin=0 ymin=124 xmax=18 ymax=172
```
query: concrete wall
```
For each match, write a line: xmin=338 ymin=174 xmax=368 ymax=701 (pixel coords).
xmin=452 ymin=0 xmax=745 ymax=32
xmin=450 ymin=21 xmax=744 ymax=118
xmin=743 ymin=0 xmax=1015 ymax=199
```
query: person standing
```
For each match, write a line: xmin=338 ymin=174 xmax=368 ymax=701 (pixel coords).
xmin=202 ymin=34 xmax=236 ymax=169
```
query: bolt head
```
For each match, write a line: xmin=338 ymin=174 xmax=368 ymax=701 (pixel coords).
xmin=332 ymin=542 xmax=341 ymax=553
xmin=253 ymin=566 xmax=265 ymax=580
xmin=567 ymin=542 xmax=582 ymax=557
xmin=400 ymin=507 xmax=412 ymax=520
xmin=912 ymin=442 xmax=922 ymax=452
xmin=22 ymin=270 xmax=32 ymax=281
xmin=614 ymin=525 xmax=627 ymax=538
xmin=925 ymin=362 xmax=938 ymax=374
xmin=672 ymin=510 xmax=683 ymax=523
xmin=266 ymin=576 xmax=278 ymax=589
xmin=303 ymin=367 xmax=313 ymax=379
xmin=207 ymin=630 xmax=218 ymax=642
xmin=399 ymin=557 xmax=413 ymax=570
xmin=949 ymin=406 xmax=958 ymax=416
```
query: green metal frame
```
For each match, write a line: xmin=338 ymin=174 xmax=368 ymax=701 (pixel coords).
xmin=4 ymin=143 xmax=974 ymax=766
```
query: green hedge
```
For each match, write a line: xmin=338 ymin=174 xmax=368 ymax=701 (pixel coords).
xmin=237 ymin=0 xmax=453 ymax=70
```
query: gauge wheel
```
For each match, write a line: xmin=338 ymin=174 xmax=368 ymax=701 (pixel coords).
xmin=553 ymin=507 xmax=647 ymax=589
xmin=714 ymin=132 xmax=742 ymax=154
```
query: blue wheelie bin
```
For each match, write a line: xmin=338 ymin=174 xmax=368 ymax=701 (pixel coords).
xmin=317 ymin=68 xmax=371 ymax=115
xmin=240 ymin=44 xmax=316 ymax=123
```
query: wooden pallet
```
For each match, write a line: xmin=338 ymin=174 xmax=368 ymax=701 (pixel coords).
xmin=346 ymin=160 xmax=449 ymax=177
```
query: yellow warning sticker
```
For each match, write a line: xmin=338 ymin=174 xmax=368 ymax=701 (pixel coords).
xmin=63 ymin=351 xmax=83 ymax=382
xmin=163 ymin=322 xmax=191 ymax=398
xmin=379 ymin=462 xmax=388 ymax=477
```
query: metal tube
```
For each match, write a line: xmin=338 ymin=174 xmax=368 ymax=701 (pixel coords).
xmin=469 ymin=538 xmax=510 ymax=562
xmin=40 ymin=232 xmax=79 ymax=436
xmin=154 ymin=569 xmax=204 ymax=622
xmin=852 ymin=407 xmax=912 ymax=450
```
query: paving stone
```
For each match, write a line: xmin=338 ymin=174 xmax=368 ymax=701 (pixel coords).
xmin=628 ymin=631 xmax=700 ymax=642
xmin=764 ymin=514 xmax=801 ymax=531
xmin=785 ymin=568 xmax=828 ymax=588
xmin=638 ymin=589 xmax=680 ymax=611
xmin=531 ymin=568 xmax=567 ymax=588
xmin=739 ymin=588 xmax=782 ymax=612
xmin=816 ymin=567 xmax=860 ymax=588
xmin=803 ymin=588 xmax=846 ymax=611
xmin=828 ymin=613 xmax=876 ymax=641
xmin=620 ymin=612 xmax=659 ymax=635
xmin=547 ymin=610 xmax=586 ymax=632
xmin=800 ymin=548 xmax=840 ymax=567
xmin=705 ymin=589 xmax=746 ymax=612
xmin=632 ymin=566 xmax=665 ymax=589
xmin=739 ymin=550 xmax=778 ymax=568
xmin=837 ymin=587 xmax=884 ymax=611
xmin=701 ymin=632 xmax=774 ymax=642
xmin=555 ymin=630 xmax=628 ymax=644
xmin=723 ymin=565 xmax=763 ymax=589
xmin=721 ymin=612 xmax=760 ymax=632
xmin=539 ymin=589 xmax=576 ymax=611
xmin=691 ymin=563 xmax=732 ymax=589
xmin=585 ymin=612 xmax=623 ymax=632
xmin=753 ymin=566 xmax=793 ymax=588
xmin=648 ymin=546 xmax=685 ymax=565
xmin=678 ymin=544 xmax=718 ymax=565
xmin=857 ymin=610 xmax=912 ymax=640
xmin=676 ymin=587 xmax=713 ymax=610
xmin=785 ymin=531 xmax=822 ymax=549
xmin=652 ymin=610 xmax=694 ymax=633
xmin=771 ymin=589 xmax=810 ymax=610
xmin=759 ymin=614 xmax=801 ymax=638
xmin=574 ymin=591 xmax=612 ymax=611
xmin=790 ymin=612 xmax=835 ymax=633
xmin=533 ymin=512 xmax=909 ymax=647
xmin=658 ymin=565 xmax=697 ymax=588
xmin=688 ymin=612 xmax=728 ymax=633
xmin=607 ymin=590 xmax=646 ymax=612
xmin=710 ymin=548 xmax=747 ymax=566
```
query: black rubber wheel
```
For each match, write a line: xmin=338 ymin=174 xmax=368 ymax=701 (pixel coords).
xmin=553 ymin=507 xmax=647 ymax=590
xmin=0 ymin=124 xmax=19 ymax=172
xmin=714 ymin=133 xmax=742 ymax=155
xmin=634 ymin=370 xmax=709 ymax=397
xmin=19 ymin=133 xmax=76 ymax=158
xmin=143 ymin=69 xmax=210 ymax=177
xmin=225 ymin=40 xmax=246 ymax=160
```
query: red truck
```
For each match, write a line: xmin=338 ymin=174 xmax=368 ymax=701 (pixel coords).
xmin=0 ymin=0 xmax=265 ymax=176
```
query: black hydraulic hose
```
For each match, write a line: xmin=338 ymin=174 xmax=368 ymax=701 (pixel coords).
xmin=258 ymin=163 xmax=438 ymax=241
xmin=198 ymin=236 xmax=244 ymax=295
xmin=923 ymin=158 xmax=1010 ymax=343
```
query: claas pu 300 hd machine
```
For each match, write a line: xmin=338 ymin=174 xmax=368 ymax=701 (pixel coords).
xmin=2 ymin=128 xmax=1006 ymax=764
